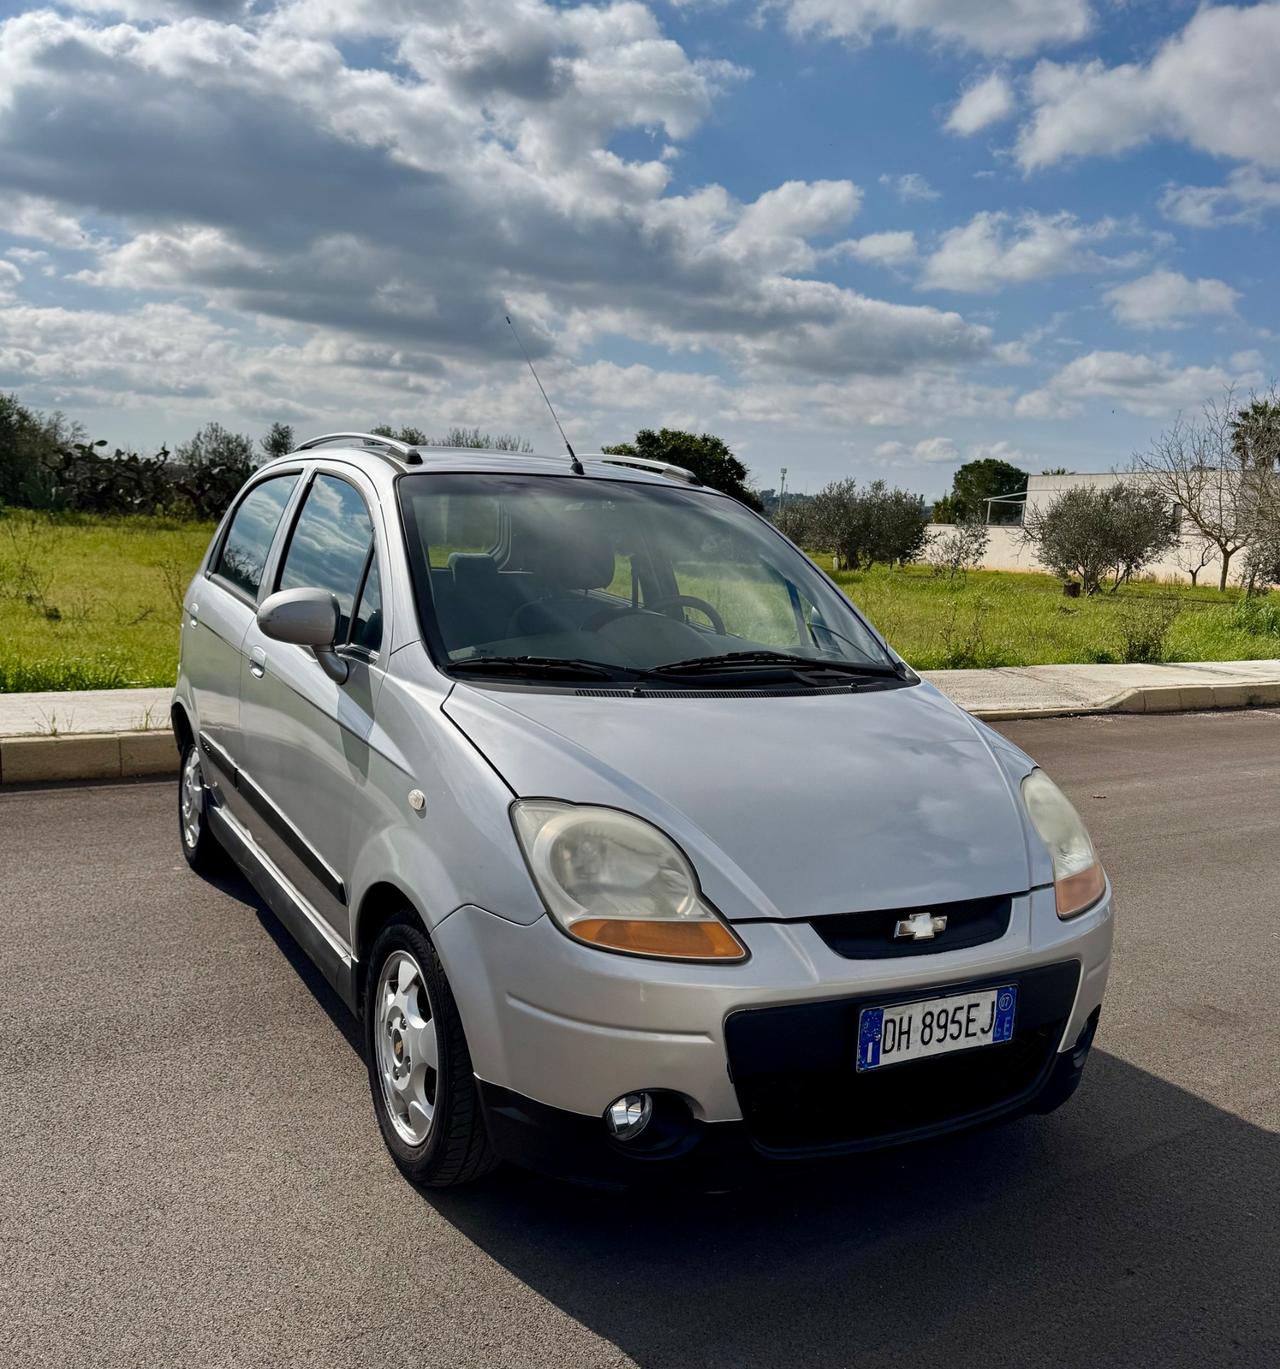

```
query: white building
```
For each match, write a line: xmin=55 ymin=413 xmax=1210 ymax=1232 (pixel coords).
xmin=928 ymin=471 xmax=1226 ymax=585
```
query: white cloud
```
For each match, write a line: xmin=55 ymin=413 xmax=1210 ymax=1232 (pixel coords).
xmin=1159 ymin=167 xmax=1280 ymax=229
xmin=0 ymin=194 xmax=97 ymax=248
xmin=1015 ymin=350 xmax=1262 ymax=420
xmin=781 ymin=0 xmax=1092 ymax=58
xmin=0 ymin=260 xmax=21 ymax=295
xmin=879 ymin=172 xmax=940 ymax=203
xmin=0 ymin=3 xmax=993 ymax=402
xmin=919 ymin=210 xmax=1137 ymax=293
xmin=873 ymin=435 xmax=1030 ymax=470
xmin=834 ymin=230 xmax=917 ymax=267
xmin=966 ymin=439 xmax=1030 ymax=466
xmin=873 ymin=437 xmax=958 ymax=465
xmin=721 ymin=179 xmax=862 ymax=271
xmin=912 ymin=435 xmax=961 ymax=463
xmin=945 ymin=71 xmax=1015 ymax=136
xmin=1103 ymin=270 xmax=1239 ymax=330
xmin=1016 ymin=3 xmax=1280 ymax=172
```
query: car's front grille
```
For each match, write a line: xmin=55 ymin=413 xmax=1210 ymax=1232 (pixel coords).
xmin=724 ymin=961 xmax=1080 ymax=1154
xmin=809 ymin=892 xmax=1016 ymax=960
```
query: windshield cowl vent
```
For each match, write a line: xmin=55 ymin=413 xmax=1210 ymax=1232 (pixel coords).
xmin=574 ymin=683 xmax=867 ymax=699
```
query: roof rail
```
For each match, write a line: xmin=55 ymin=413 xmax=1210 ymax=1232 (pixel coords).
xmin=596 ymin=454 xmax=701 ymax=486
xmin=294 ymin=432 xmax=422 ymax=465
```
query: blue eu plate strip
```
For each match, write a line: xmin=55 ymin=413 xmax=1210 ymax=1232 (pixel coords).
xmin=994 ymin=985 xmax=1017 ymax=1042
xmin=858 ymin=1006 xmax=884 ymax=1070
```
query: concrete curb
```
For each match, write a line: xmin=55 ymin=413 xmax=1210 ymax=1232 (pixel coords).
xmin=969 ymin=680 xmax=1280 ymax=723
xmin=0 ymin=730 xmax=177 ymax=787
xmin=3 ymin=682 xmax=1279 ymax=785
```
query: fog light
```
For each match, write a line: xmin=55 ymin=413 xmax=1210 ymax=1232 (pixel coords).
xmin=605 ymin=1092 xmax=653 ymax=1141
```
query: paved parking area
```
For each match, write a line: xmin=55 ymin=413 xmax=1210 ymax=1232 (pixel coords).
xmin=1 ymin=711 xmax=1277 ymax=1368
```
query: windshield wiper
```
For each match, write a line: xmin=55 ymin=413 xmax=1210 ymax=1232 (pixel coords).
xmin=652 ymin=650 xmax=904 ymax=679
xmin=449 ymin=655 xmax=650 ymax=683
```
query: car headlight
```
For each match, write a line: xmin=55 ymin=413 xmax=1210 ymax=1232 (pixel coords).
xmin=510 ymin=800 xmax=747 ymax=961
xmin=1020 ymin=769 xmax=1106 ymax=918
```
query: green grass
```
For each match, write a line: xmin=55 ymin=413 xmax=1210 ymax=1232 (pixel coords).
xmin=820 ymin=559 xmax=1280 ymax=670
xmin=1 ymin=509 xmax=1277 ymax=691
xmin=0 ymin=509 xmax=214 ymax=692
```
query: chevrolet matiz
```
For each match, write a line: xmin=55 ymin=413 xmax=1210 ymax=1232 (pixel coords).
xmin=172 ymin=431 xmax=1113 ymax=1187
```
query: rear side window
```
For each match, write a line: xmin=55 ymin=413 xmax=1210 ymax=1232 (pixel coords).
xmin=213 ymin=474 xmax=299 ymax=599
xmin=277 ymin=474 xmax=375 ymax=642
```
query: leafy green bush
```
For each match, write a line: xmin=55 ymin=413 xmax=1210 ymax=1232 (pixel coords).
xmin=1231 ymin=593 xmax=1280 ymax=636
xmin=1116 ymin=598 xmax=1181 ymax=663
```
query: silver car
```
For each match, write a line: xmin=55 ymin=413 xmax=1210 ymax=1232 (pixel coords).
xmin=172 ymin=432 xmax=1113 ymax=1187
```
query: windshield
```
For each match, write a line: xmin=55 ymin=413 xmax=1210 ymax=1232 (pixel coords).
xmin=398 ymin=473 xmax=896 ymax=681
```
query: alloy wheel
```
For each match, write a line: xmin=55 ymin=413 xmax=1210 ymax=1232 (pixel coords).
xmin=180 ymin=746 xmax=204 ymax=850
xmin=374 ymin=950 xmax=439 ymax=1146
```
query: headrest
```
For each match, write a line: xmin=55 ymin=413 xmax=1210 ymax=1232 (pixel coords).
xmin=448 ymin=552 xmax=500 ymax=594
xmin=520 ymin=525 xmax=616 ymax=592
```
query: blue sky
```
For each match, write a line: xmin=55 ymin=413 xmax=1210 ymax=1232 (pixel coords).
xmin=0 ymin=1 xmax=1277 ymax=497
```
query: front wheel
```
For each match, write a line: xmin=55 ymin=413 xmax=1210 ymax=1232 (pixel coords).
xmin=365 ymin=915 xmax=498 ymax=1187
xmin=177 ymin=736 xmax=224 ymax=874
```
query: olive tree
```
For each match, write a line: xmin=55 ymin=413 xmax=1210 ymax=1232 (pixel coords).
xmin=173 ymin=422 xmax=255 ymax=519
xmin=925 ymin=518 xmax=990 ymax=580
xmin=260 ymin=422 xmax=295 ymax=461
xmin=805 ymin=479 xmax=929 ymax=570
xmin=1021 ymin=483 xmax=1178 ymax=594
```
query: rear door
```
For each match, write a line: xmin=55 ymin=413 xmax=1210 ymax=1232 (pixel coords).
xmin=184 ymin=470 xmax=301 ymax=811
xmin=236 ymin=467 xmax=389 ymax=943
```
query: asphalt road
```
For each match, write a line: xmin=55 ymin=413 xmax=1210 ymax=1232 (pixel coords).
xmin=2 ymin=711 xmax=1277 ymax=1369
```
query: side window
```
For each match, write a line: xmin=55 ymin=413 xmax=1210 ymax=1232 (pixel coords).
xmin=350 ymin=554 xmax=383 ymax=654
xmin=277 ymin=475 xmax=374 ymax=642
xmin=213 ymin=474 xmax=299 ymax=600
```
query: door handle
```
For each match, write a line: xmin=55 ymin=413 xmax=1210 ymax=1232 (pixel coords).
xmin=188 ymin=602 xmax=199 ymax=629
xmin=249 ymin=646 xmax=267 ymax=679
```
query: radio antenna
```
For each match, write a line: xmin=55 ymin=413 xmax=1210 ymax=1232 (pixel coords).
xmin=505 ymin=314 xmax=584 ymax=474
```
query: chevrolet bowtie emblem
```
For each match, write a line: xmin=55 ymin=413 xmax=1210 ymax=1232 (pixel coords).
xmin=894 ymin=911 xmax=948 ymax=941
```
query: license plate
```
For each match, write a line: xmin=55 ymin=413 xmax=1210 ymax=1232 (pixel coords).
xmin=856 ymin=984 xmax=1017 ymax=1072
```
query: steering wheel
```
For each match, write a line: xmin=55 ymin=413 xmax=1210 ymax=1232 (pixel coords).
xmin=582 ymin=594 xmax=726 ymax=636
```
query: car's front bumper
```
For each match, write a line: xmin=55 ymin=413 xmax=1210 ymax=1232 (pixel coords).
xmin=475 ymin=1007 xmax=1100 ymax=1188
xmin=433 ymin=883 xmax=1113 ymax=1177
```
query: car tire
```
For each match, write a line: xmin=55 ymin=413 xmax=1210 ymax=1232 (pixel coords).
xmin=178 ymin=736 xmax=224 ymax=874
xmin=364 ymin=913 xmax=498 ymax=1187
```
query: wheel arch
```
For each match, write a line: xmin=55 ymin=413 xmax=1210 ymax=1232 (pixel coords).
xmin=171 ymin=700 xmax=194 ymax=752
xmin=354 ymin=880 xmax=429 ymax=999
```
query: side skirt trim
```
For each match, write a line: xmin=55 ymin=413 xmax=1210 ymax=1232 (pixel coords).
xmin=208 ymin=798 xmax=358 ymax=1010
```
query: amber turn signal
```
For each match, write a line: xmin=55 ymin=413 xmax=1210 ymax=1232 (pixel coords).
xmin=571 ymin=918 xmax=747 ymax=960
xmin=1055 ymin=862 xmax=1106 ymax=918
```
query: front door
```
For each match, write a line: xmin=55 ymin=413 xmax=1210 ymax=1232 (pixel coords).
xmin=236 ymin=469 xmax=389 ymax=947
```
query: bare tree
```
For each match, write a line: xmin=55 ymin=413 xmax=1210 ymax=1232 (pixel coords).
xmin=1171 ymin=533 xmax=1217 ymax=588
xmin=1133 ymin=390 xmax=1280 ymax=591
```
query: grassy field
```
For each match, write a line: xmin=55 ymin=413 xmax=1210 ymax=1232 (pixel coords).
xmin=0 ymin=510 xmax=214 ymax=691
xmin=1 ymin=509 xmax=1278 ymax=690
xmin=818 ymin=557 xmax=1280 ymax=670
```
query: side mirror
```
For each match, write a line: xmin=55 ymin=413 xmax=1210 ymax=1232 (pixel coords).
xmin=257 ymin=588 xmax=349 ymax=683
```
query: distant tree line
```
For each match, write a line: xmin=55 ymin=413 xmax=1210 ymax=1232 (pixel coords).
xmin=0 ymin=395 xmax=548 ymax=520
xmin=0 ymin=396 xmax=777 ymax=521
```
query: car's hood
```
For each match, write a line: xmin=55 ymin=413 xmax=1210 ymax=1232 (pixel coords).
xmin=443 ymin=680 xmax=1036 ymax=922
